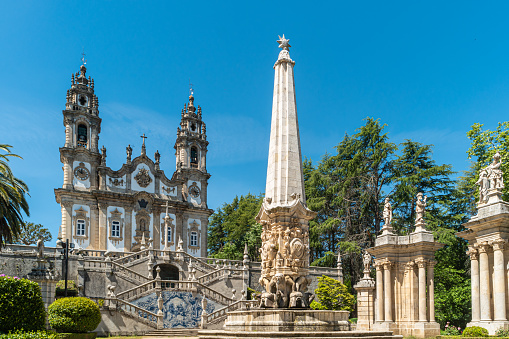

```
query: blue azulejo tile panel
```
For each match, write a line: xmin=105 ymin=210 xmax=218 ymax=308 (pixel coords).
xmin=132 ymin=291 xmax=220 ymax=328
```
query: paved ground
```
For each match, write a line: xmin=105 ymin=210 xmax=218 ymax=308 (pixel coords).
xmin=141 ymin=337 xmax=199 ymax=339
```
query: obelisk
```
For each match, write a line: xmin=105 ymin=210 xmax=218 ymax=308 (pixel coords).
xmin=256 ymin=35 xmax=317 ymax=309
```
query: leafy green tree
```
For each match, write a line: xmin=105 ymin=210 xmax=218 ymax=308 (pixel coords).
xmin=310 ymin=275 xmax=355 ymax=311
xmin=0 ymin=144 xmax=29 ymax=248
xmin=13 ymin=222 xmax=52 ymax=245
xmin=390 ymin=140 xmax=455 ymax=234
xmin=207 ymin=193 xmax=264 ymax=260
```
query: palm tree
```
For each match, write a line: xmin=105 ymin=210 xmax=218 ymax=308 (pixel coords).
xmin=0 ymin=144 xmax=29 ymax=248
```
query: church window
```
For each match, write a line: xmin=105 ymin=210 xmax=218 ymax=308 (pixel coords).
xmin=190 ymin=147 xmax=198 ymax=168
xmin=77 ymin=124 xmax=88 ymax=146
xmin=111 ymin=221 xmax=120 ymax=238
xmin=167 ymin=227 xmax=172 ymax=242
xmin=140 ymin=219 xmax=147 ymax=231
xmin=190 ymin=231 xmax=198 ymax=247
xmin=77 ymin=219 xmax=86 ymax=236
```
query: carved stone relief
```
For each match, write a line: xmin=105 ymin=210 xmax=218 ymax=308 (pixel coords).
xmin=134 ymin=168 xmax=152 ymax=188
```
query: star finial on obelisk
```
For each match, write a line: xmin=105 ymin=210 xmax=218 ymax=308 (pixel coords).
xmin=277 ymin=34 xmax=291 ymax=50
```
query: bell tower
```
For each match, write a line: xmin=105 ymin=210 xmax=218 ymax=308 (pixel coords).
xmin=60 ymin=60 xmax=102 ymax=190
xmin=174 ymin=94 xmax=208 ymax=172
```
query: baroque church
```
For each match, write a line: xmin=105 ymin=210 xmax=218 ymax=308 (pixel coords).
xmin=54 ymin=63 xmax=212 ymax=257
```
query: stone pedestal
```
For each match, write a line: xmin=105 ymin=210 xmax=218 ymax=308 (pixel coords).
xmin=354 ymin=275 xmax=375 ymax=330
xmin=27 ymin=258 xmax=58 ymax=310
xmin=224 ymin=309 xmax=350 ymax=332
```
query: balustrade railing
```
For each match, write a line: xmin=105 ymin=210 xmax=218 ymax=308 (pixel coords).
xmin=115 ymin=298 xmax=158 ymax=328
xmin=205 ymin=300 xmax=258 ymax=324
xmin=111 ymin=262 xmax=150 ymax=284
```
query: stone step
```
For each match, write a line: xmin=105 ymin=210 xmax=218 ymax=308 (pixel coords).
xmin=198 ymin=330 xmax=401 ymax=339
xmin=145 ymin=328 xmax=199 ymax=336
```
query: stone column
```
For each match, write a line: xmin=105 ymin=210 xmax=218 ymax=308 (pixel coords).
xmin=479 ymin=243 xmax=492 ymax=321
xmin=468 ymin=247 xmax=480 ymax=322
xmin=62 ymin=157 xmax=73 ymax=190
xmin=61 ymin=201 xmax=73 ymax=241
xmin=427 ymin=261 xmax=436 ymax=322
xmin=375 ymin=262 xmax=384 ymax=322
xmin=417 ymin=259 xmax=427 ymax=322
xmin=153 ymin=207 xmax=161 ymax=250
xmin=64 ymin=118 xmax=72 ymax=148
xmin=124 ymin=206 xmax=133 ymax=251
xmin=493 ymin=239 xmax=507 ymax=321
xmin=90 ymin=125 xmax=98 ymax=151
xmin=98 ymin=203 xmax=108 ymax=250
xmin=89 ymin=205 xmax=98 ymax=249
xmin=383 ymin=262 xmax=392 ymax=322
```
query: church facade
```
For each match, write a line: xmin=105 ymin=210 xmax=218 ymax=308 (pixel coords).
xmin=54 ymin=63 xmax=212 ymax=257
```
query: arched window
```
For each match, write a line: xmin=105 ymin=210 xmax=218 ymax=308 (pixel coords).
xmin=190 ymin=146 xmax=198 ymax=168
xmin=77 ymin=124 xmax=88 ymax=147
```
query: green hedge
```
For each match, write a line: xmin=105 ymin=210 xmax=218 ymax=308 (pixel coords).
xmin=0 ymin=275 xmax=46 ymax=332
xmin=0 ymin=331 xmax=58 ymax=339
xmin=55 ymin=280 xmax=79 ymax=297
xmin=48 ymin=297 xmax=101 ymax=333
xmin=57 ymin=333 xmax=97 ymax=339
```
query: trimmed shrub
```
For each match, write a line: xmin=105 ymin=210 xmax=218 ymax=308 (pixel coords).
xmin=48 ymin=297 xmax=101 ymax=333
xmin=0 ymin=275 xmax=46 ymax=332
xmin=0 ymin=330 xmax=58 ymax=339
xmin=55 ymin=280 xmax=79 ymax=297
xmin=311 ymin=275 xmax=355 ymax=311
xmin=462 ymin=326 xmax=489 ymax=337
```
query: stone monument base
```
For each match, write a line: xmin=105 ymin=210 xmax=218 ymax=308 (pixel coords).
xmin=199 ymin=309 xmax=402 ymax=339
xmin=467 ymin=321 xmax=509 ymax=335
xmin=373 ymin=321 xmax=440 ymax=338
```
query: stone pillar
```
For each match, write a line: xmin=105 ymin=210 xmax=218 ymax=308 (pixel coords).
xmin=354 ymin=275 xmax=376 ymax=330
xmin=153 ymin=207 xmax=161 ymax=250
xmin=383 ymin=262 xmax=392 ymax=322
xmin=417 ymin=259 xmax=427 ymax=322
xmin=468 ymin=247 xmax=480 ymax=322
xmin=479 ymin=243 xmax=492 ymax=321
xmin=427 ymin=261 xmax=436 ymax=322
xmin=64 ymin=118 xmax=72 ymax=148
xmin=125 ymin=206 xmax=133 ymax=251
xmin=375 ymin=263 xmax=384 ymax=322
xmin=98 ymin=203 xmax=108 ymax=250
xmin=493 ymin=239 xmax=507 ymax=321
xmin=62 ymin=157 xmax=73 ymax=190
xmin=61 ymin=202 xmax=73 ymax=241
xmin=175 ymin=211 xmax=184 ymax=251
xmin=89 ymin=205 xmax=98 ymax=249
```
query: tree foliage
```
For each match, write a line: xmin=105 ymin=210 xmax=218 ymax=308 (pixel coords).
xmin=310 ymin=275 xmax=355 ymax=311
xmin=12 ymin=223 xmax=52 ymax=246
xmin=207 ymin=193 xmax=263 ymax=260
xmin=0 ymin=144 xmax=29 ymax=248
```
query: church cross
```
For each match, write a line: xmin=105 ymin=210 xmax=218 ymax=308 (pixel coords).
xmin=81 ymin=49 xmax=87 ymax=65
xmin=141 ymin=133 xmax=147 ymax=146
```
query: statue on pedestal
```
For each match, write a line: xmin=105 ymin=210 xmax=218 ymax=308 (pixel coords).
xmin=415 ymin=192 xmax=427 ymax=229
xmin=487 ymin=152 xmax=504 ymax=190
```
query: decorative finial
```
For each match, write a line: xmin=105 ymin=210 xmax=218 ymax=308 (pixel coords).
xmin=140 ymin=133 xmax=147 ymax=155
xmin=277 ymin=34 xmax=291 ymax=51
xmin=81 ymin=48 xmax=87 ymax=65
xmin=189 ymin=79 xmax=194 ymax=96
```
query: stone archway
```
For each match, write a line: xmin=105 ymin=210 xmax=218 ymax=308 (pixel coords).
xmin=154 ymin=263 xmax=180 ymax=281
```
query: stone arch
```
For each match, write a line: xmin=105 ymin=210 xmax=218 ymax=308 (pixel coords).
xmin=154 ymin=263 xmax=180 ymax=281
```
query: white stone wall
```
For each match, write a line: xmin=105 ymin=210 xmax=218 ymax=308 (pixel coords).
xmin=186 ymin=218 xmax=201 ymax=256
xmin=131 ymin=163 xmax=155 ymax=193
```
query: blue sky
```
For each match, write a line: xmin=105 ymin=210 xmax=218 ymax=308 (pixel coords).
xmin=1 ymin=1 xmax=509 ymax=244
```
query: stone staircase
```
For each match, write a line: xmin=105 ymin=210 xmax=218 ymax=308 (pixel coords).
xmin=81 ymin=248 xmax=248 ymax=331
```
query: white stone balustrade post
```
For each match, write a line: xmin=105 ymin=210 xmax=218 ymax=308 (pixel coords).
xmin=493 ymin=239 xmax=507 ymax=321
xmin=417 ymin=259 xmax=427 ymax=322
xmin=383 ymin=262 xmax=392 ymax=322
xmin=375 ymin=263 xmax=384 ymax=322
xmin=479 ymin=243 xmax=492 ymax=321
xmin=468 ymin=247 xmax=480 ymax=322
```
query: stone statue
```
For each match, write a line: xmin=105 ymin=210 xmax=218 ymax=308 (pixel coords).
xmin=362 ymin=251 xmax=371 ymax=272
xmin=476 ymin=168 xmax=489 ymax=203
xmin=154 ymin=150 xmax=160 ymax=164
xmin=126 ymin=144 xmax=132 ymax=163
xmin=383 ymin=197 xmax=392 ymax=226
xmin=101 ymin=145 xmax=107 ymax=165
xmin=36 ymin=238 xmax=44 ymax=259
xmin=487 ymin=152 xmax=504 ymax=190
xmin=415 ymin=192 xmax=427 ymax=225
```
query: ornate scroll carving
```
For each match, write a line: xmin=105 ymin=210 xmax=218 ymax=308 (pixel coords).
xmin=134 ymin=168 xmax=152 ymax=187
